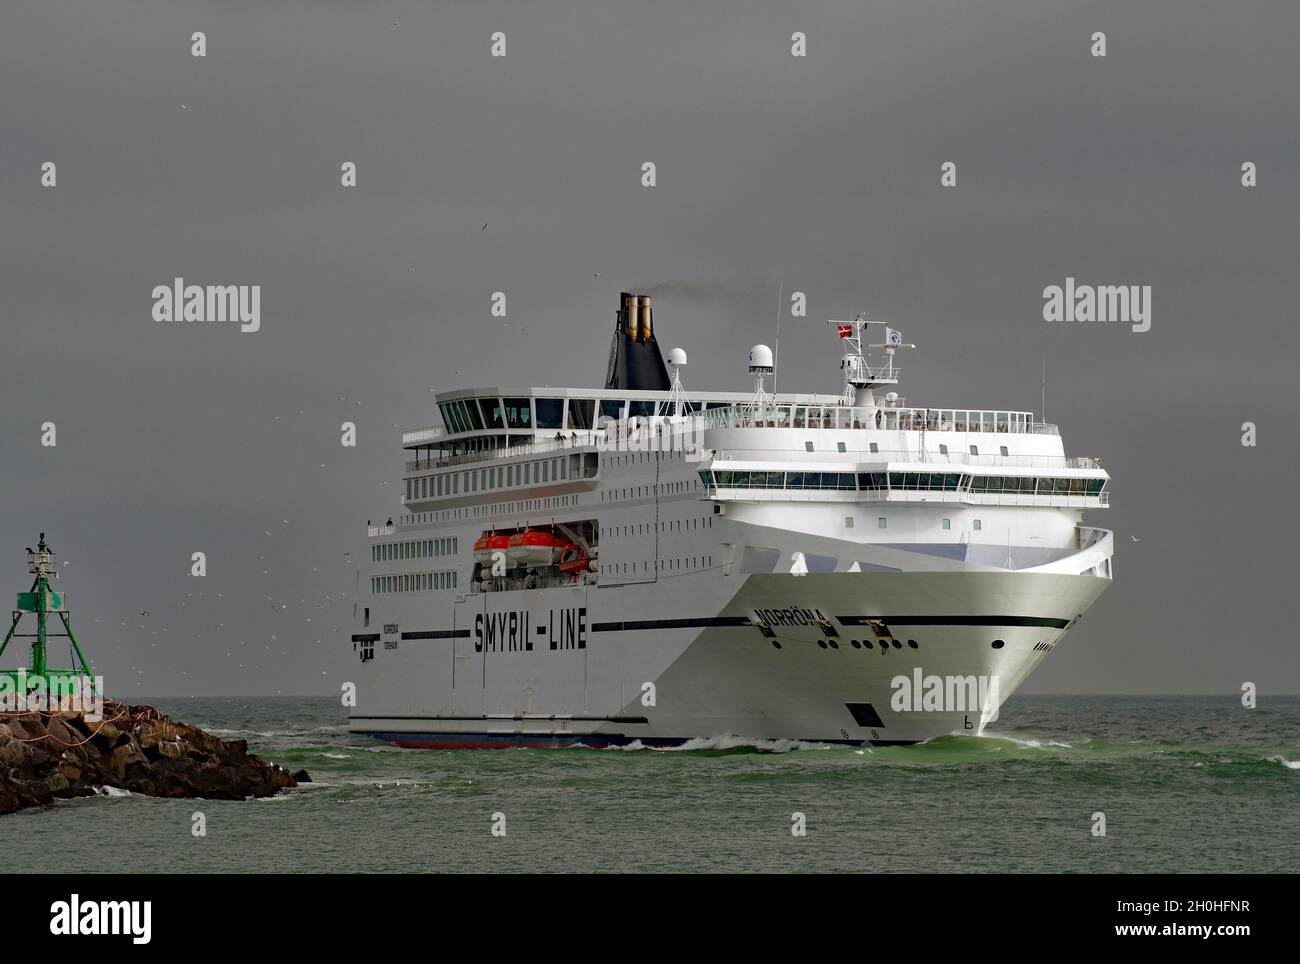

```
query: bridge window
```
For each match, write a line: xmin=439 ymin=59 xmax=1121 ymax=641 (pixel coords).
xmin=447 ymin=402 xmax=469 ymax=433
xmin=505 ymin=398 xmax=532 ymax=429
xmin=600 ymin=399 xmax=625 ymax=420
xmin=463 ymin=400 xmax=485 ymax=431
xmin=536 ymin=397 xmax=564 ymax=429
xmin=478 ymin=398 xmax=505 ymax=430
xmin=629 ymin=400 xmax=654 ymax=417
xmin=568 ymin=398 xmax=596 ymax=429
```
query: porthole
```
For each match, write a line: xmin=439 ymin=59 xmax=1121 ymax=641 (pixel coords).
xmin=891 ymin=639 xmax=902 ymax=649
xmin=862 ymin=639 xmax=873 ymax=649
xmin=771 ymin=640 xmax=782 ymax=650
xmin=829 ymin=640 xmax=839 ymax=649
xmin=850 ymin=639 xmax=861 ymax=649
xmin=817 ymin=639 xmax=828 ymax=649
xmin=991 ymin=639 xmax=1005 ymax=650
xmin=907 ymin=639 xmax=918 ymax=649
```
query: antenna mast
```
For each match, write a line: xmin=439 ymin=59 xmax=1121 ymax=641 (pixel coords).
xmin=825 ymin=314 xmax=915 ymax=407
xmin=773 ymin=279 xmax=783 ymax=395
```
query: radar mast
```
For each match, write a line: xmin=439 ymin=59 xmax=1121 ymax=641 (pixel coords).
xmin=826 ymin=314 xmax=916 ymax=407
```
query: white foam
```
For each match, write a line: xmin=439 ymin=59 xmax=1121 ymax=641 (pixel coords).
xmin=1267 ymin=755 xmax=1300 ymax=770
xmin=979 ymin=732 xmax=1073 ymax=750
xmin=606 ymin=733 xmax=832 ymax=753
xmin=93 ymin=785 xmax=133 ymax=797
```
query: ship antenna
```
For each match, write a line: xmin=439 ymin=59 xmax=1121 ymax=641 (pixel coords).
xmin=1041 ymin=358 xmax=1047 ymax=426
xmin=665 ymin=347 xmax=690 ymax=417
xmin=825 ymin=314 xmax=915 ymax=407
xmin=772 ymin=278 xmax=783 ymax=395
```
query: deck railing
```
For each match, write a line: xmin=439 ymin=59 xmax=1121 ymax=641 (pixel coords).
xmin=695 ymin=403 xmax=1057 ymax=435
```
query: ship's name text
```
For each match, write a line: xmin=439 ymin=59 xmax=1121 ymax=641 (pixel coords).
xmin=475 ymin=607 xmax=586 ymax=653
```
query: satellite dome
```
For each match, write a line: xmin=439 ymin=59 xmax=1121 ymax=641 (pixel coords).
xmin=667 ymin=347 xmax=688 ymax=366
xmin=884 ymin=391 xmax=899 ymax=403
xmin=748 ymin=344 xmax=774 ymax=371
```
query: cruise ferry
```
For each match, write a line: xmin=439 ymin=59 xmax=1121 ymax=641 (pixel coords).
xmin=349 ymin=293 xmax=1113 ymax=748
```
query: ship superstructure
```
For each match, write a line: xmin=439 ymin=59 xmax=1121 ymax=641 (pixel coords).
xmin=349 ymin=293 xmax=1113 ymax=747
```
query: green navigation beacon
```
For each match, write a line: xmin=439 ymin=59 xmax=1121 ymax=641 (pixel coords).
xmin=0 ymin=533 xmax=97 ymax=698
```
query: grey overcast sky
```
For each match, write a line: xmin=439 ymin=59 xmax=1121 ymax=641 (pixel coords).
xmin=2 ymin=1 xmax=1297 ymax=696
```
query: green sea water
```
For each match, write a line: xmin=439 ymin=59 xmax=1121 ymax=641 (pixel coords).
xmin=5 ymin=696 xmax=1297 ymax=873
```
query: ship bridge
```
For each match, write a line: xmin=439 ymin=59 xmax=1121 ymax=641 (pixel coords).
xmin=401 ymin=386 xmax=844 ymax=454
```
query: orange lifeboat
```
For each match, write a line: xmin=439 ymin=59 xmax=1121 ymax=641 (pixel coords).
xmin=475 ymin=531 xmax=514 ymax=566
xmin=507 ymin=529 xmax=566 ymax=567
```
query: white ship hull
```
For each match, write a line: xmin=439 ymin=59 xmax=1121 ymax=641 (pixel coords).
xmin=350 ymin=531 xmax=1112 ymax=747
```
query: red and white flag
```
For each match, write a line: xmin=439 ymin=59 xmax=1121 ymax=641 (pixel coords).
xmin=837 ymin=324 xmax=853 ymax=339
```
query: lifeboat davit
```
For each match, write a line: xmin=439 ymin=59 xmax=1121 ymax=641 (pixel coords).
xmin=558 ymin=545 xmax=590 ymax=575
xmin=507 ymin=529 xmax=566 ymax=567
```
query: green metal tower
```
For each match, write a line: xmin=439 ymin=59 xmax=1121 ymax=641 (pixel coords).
xmin=0 ymin=533 xmax=97 ymax=697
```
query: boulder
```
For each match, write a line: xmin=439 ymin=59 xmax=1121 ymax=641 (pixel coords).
xmin=0 ymin=699 xmax=305 ymax=815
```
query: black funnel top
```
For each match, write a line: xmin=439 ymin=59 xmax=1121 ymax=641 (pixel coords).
xmin=605 ymin=292 xmax=671 ymax=392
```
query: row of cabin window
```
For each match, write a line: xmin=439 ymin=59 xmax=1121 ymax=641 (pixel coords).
xmin=804 ymin=442 xmax=1013 ymax=456
xmin=439 ymin=397 xmax=730 ymax=434
xmin=372 ymin=537 xmax=458 ymax=562
xmin=603 ymin=556 xmax=714 ymax=575
xmin=854 ymin=518 xmax=981 ymax=530
xmin=601 ymin=479 xmax=700 ymax=501
xmin=407 ymin=458 xmax=569 ymax=501
xmin=610 ymin=517 xmax=713 ymax=538
xmin=372 ymin=571 xmax=458 ymax=594
xmin=475 ymin=495 xmax=577 ymax=518
xmin=702 ymin=471 xmax=1105 ymax=496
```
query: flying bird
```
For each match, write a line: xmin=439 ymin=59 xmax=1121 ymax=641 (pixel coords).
xmin=482 ymin=223 xmax=488 ymax=231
